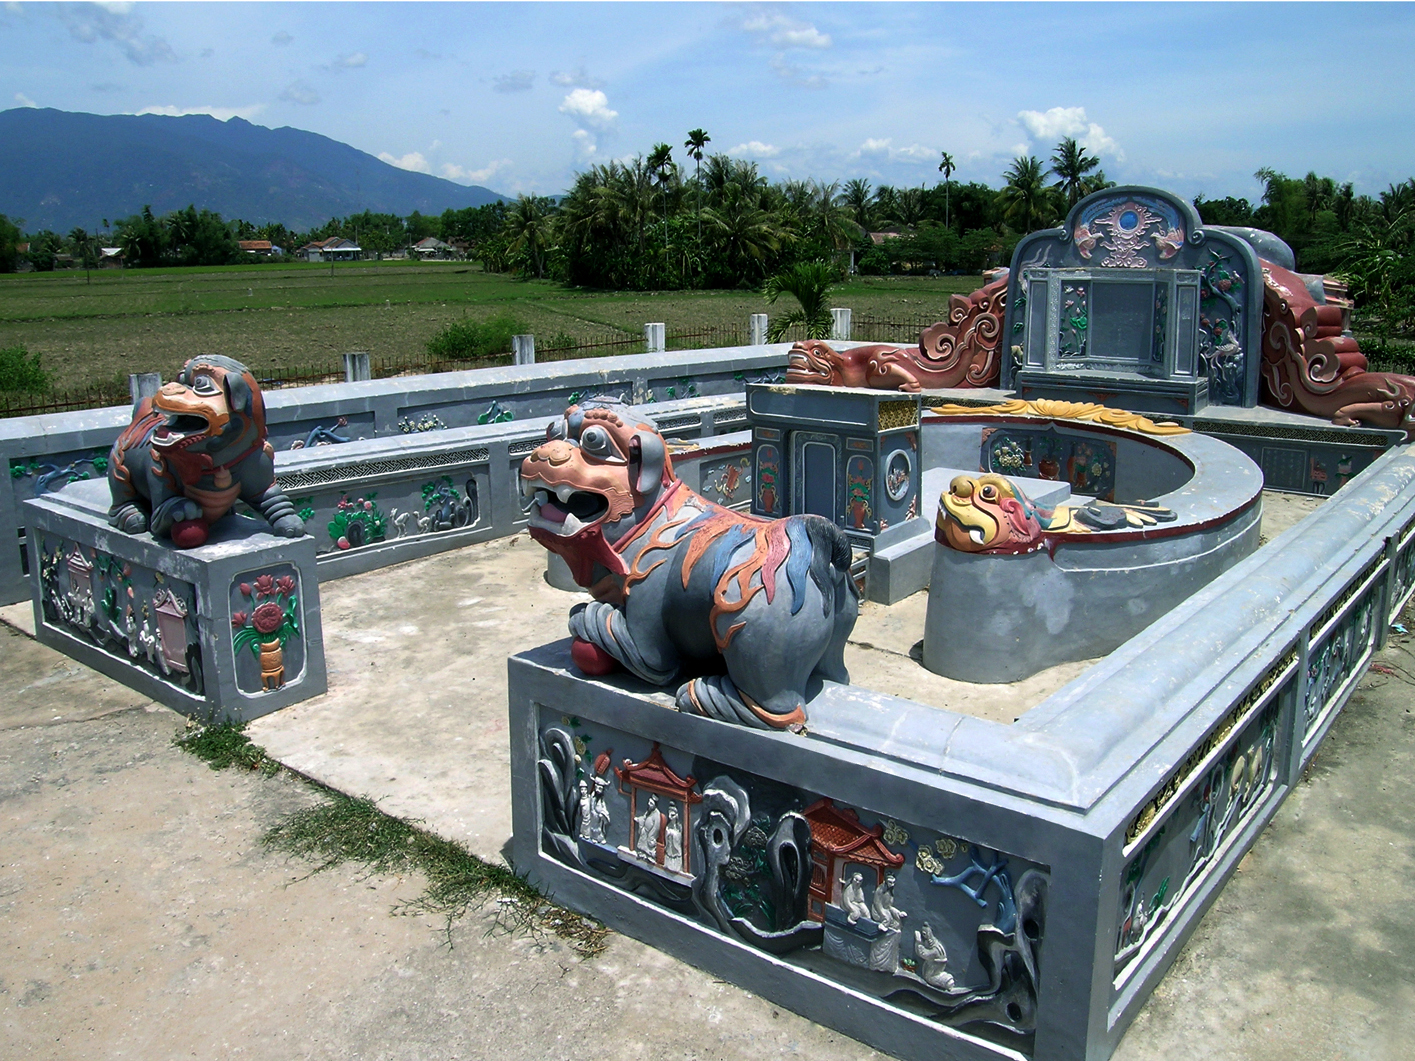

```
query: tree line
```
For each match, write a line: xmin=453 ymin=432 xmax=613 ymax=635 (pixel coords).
xmin=1 ymin=135 xmax=1410 ymax=338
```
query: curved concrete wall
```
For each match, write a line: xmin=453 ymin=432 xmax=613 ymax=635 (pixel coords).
xmin=922 ymin=419 xmax=1263 ymax=681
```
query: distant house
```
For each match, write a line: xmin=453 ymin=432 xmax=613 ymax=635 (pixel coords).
xmin=295 ymin=237 xmax=362 ymax=262
xmin=867 ymin=231 xmax=902 ymax=246
xmin=411 ymin=236 xmax=458 ymax=260
xmin=99 ymin=247 xmax=124 ymax=268
xmin=238 ymin=240 xmax=282 ymax=257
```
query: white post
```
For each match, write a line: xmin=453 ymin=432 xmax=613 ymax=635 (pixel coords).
xmin=128 ymin=372 xmax=161 ymax=407
xmin=512 ymin=334 xmax=536 ymax=365
xmin=342 ymin=351 xmax=371 ymax=382
xmin=644 ymin=323 xmax=666 ymax=354
xmin=748 ymin=313 xmax=768 ymax=346
xmin=830 ymin=308 xmax=852 ymax=342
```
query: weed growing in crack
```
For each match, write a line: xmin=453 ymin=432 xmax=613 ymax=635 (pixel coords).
xmin=173 ymin=721 xmax=608 ymax=958
xmin=174 ymin=720 xmax=278 ymax=774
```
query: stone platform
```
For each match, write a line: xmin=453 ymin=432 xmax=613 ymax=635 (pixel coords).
xmin=23 ymin=478 xmax=326 ymax=722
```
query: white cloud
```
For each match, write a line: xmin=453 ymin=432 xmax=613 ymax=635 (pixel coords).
xmin=571 ymin=128 xmax=599 ymax=158
xmin=493 ymin=71 xmax=534 ymax=93
xmin=728 ymin=141 xmax=780 ymax=158
xmin=550 ymin=66 xmax=603 ymax=89
xmin=14 ymin=92 xmax=38 ymax=108
xmin=332 ymin=52 xmax=367 ymax=69
xmin=271 ymin=30 xmax=292 ymax=46
xmin=136 ymin=104 xmax=265 ymax=121
xmin=858 ymin=137 xmax=891 ymax=155
xmin=558 ymin=87 xmax=617 ymax=129
xmin=1017 ymin=106 xmax=1123 ymax=160
xmin=53 ymin=3 xmax=175 ymax=65
xmin=743 ymin=12 xmax=831 ymax=49
xmin=378 ymin=151 xmax=431 ymax=173
xmin=279 ymin=81 xmax=321 ymax=105
xmin=442 ymin=158 xmax=511 ymax=185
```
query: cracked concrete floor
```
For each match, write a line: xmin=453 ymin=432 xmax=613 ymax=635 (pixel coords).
xmin=1 ymin=492 xmax=1411 ymax=1061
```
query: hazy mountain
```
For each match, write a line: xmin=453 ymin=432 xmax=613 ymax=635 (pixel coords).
xmin=0 ymin=108 xmax=507 ymax=233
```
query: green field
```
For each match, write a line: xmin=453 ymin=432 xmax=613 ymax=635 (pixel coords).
xmin=0 ymin=261 xmax=984 ymax=393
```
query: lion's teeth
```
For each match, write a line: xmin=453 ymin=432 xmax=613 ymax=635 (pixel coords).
xmin=556 ymin=484 xmax=574 ymax=503
xmin=520 ymin=477 xmax=534 ymax=497
xmin=561 ymin=513 xmax=585 ymax=535
xmin=969 ymin=527 xmax=985 ymax=544
xmin=535 ymin=489 xmax=549 ymax=507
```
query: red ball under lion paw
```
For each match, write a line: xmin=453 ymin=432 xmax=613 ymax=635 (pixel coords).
xmin=570 ymin=637 xmax=617 ymax=676
xmin=171 ymin=518 xmax=210 ymax=549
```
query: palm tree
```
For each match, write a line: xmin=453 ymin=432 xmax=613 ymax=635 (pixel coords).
xmin=647 ymin=142 xmax=674 ymax=277
xmin=506 ymin=194 xmax=553 ymax=279
xmin=764 ymin=260 xmax=838 ymax=341
xmin=897 ymin=187 xmax=926 ymax=229
xmin=701 ymin=183 xmax=785 ymax=283
xmin=1048 ymin=137 xmax=1100 ymax=211
xmin=684 ymin=128 xmax=710 ymax=242
xmin=840 ymin=178 xmax=874 ymax=231
xmin=1001 ymin=156 xmax=1054 ymax=232
xmin=937 ymin=151 xmax=955 ymax=230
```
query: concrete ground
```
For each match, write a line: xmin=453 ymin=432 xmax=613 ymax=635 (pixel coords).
xmin=3 ymin=488 xmax=1409 ymax=1061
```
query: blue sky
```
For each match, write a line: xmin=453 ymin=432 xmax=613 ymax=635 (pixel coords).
xmin=4 ymin=1 xmax=1413 ymax=202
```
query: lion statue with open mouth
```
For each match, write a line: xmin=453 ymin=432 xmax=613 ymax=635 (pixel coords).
xmin=107 ymin=355 xmax=304 ymax=548
xmin=520 ymin=401 xmax=858 ymax=731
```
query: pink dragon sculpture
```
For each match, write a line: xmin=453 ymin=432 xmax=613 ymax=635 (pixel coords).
xmin=1261 ymin=261 xmax=1415 ymax=439
xmin=786 ymin=276 xmax=1006 ymax=392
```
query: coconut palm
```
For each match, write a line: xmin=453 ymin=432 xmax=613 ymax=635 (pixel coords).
xmin=897 ymin=187 xmax=927 ymax=229
xmin=937 ymin=151 xmax=956 ymax=229
xmin=505 ymin=194 xmax=554 ymax=279
xmin=764 ymin=260 xmax=838 ymax=341
xmin=701 ymin=183 xmax=786 ymax=284
xmin=1049 ymin=138 xmax=1100 ymax=211
xmin=684 ymin=128 xmax=710 ymax=241
xmin=840 ymin=178 xmax=874 ymax=231
xmin=1001 ymin=156 xmax=1054 ymax=232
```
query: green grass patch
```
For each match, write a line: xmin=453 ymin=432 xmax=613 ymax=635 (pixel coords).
xmin=173 ymin=721 xmax=607 ymax=957
xmin=0 ymin=264 xmax=984 ymax=393
xmin=174 ymin=720 xmax=279 ymax=774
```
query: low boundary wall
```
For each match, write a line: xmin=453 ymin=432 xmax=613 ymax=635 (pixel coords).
xmin=2 ymin=345 xmax=796 ymax=604
xmin=507 ymin=442 xmax=1415 ymax=1061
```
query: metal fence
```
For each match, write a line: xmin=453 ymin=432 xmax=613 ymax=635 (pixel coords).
xmin=0 ymin=318 xmax=932 ymax=418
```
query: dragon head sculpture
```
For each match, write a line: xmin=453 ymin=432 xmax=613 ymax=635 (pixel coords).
xmin=519 ymin=403 xmax=673 ymax=596
xmin=938 ymin=473 xmax=1045 ymax=555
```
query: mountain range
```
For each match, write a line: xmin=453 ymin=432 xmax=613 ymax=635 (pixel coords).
xmin=0 ymin=108 xmax=507 ymax=234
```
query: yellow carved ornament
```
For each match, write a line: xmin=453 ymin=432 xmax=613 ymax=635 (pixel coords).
xmin=929 ymin=399 xmax=1190 ymax=436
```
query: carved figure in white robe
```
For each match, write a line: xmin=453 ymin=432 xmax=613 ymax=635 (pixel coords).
xmin=871 ymin=873 xmax=906 ymax=931
xmin=914 ymin=922 xmax=955 ymax=990
xmin=663 ymin=803 xmax=683 ymax=872
xmin=841 ymin=871 xmax=871 ymax=924
xmin=634 ymin=794 xmax=662 ymax=862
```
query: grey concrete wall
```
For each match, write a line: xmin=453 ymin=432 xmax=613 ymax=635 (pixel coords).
xmin=1 ymin=346 xmax=796 ymax=604
xmin=24 ymin=479 xmax=327 ymax=723
xmin=507 ymin=441 xmax=1415 ymax=1061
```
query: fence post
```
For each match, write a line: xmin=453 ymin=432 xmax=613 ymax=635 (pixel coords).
xmin=343 ymin=351 xmax=371 ymax=383
xmin=512 ymin=334 xmax=536 ymax=366
xmin=644 ymin=323 xmax=666 ymax=354
xmin=748 ymin=313 xmax=768 ymax=346
xmin=128 ymin=372 xmax=161 ymax=408
xmin=830 ymin=308 xmax=852 ymax=341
